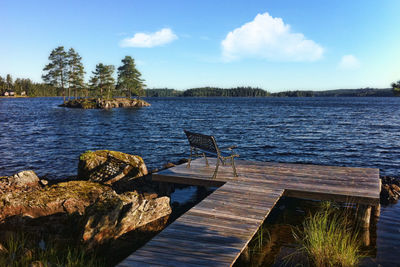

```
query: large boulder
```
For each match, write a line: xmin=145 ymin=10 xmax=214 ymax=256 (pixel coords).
xmin=0 ymin=180 xmax=113 ymax=221
xmin=0 ymin=170 xmax=40 ymax=194
xmin=0 ymin=172 xmax=171 ymax=248
xmin=82 ymin=191 xmax=171 ymax=248
xmin=78 ymin=150 xmax=148 ymax=185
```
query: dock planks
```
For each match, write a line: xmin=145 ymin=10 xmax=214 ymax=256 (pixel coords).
xmin=118 ymin=158 xmax=380 ymax=266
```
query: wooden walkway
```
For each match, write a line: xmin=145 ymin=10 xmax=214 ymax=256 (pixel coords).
xmin=118 ymin=158 xmax=380 ymax=267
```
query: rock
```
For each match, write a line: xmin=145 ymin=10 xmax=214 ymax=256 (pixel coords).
xmin=29 ymin=261 xmax=44 ymax=267
xmin=0 ymin=243 xmax=8 ymax=254
xmin=60 ymin=98 xmax=150 ymax=109
xmin=0 ymin=172 xmax=171 ymax=249
xmin=177 ymin=158 xmax=189 ymax=165
xmin=392 ymin=184 xmax=400 ymax=196
xmin=163 ymin=162 xmax=176 ymax=169
xmin=82 ymin=191 xmax=171 ymax=248
xmin=78 ymin=150 xmax=148 ymax=185
xmin=380 ymin=176 xmax=400 ymax=205
xmin=0 ymin=170 xmax=40 ymax=194
xmin=39 ymin=179 xmax=48 ymax=186
xmin=23 ymin=248 xmax=33 ymax=260
xmin=0 ymin=180 xmax=113 ymax=221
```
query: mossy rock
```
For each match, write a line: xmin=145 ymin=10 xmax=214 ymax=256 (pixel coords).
xmin=0 ymin=180 xmax=117 ymax=221
xmin=78 ymin=150 xmax=148 ymax=185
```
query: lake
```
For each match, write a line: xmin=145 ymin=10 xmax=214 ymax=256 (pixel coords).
xmin=0 ymin=97 xmax=399 ymax=265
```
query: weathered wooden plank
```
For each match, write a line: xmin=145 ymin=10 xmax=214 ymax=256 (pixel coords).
xmin=147 ymin=240 xmax=236 ymax=261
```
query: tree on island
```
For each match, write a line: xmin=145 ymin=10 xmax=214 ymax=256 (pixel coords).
xmin=391 ymin=80 xmax=400 ymax=96
xmin=117 ymin=56 xmax=145 ymax=98
xmin=89 ymin=63 xmax=115 ymax=99
xmin=67 ymin=48 xmax=86 ymax=99
xmin=42 ymin=46 xmax=69 ymax=102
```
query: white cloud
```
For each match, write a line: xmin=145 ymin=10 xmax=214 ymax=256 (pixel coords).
xmin=120 ymin=28 xmax=177 ymax=48
xmin=339 ymin=55 xmax=360 ymax=70
xmin=221 ymin=12 xmax=323 ymax=62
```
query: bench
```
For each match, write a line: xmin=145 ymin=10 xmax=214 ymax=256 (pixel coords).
xmin=184 ymin=130 xmax=239 ymax=179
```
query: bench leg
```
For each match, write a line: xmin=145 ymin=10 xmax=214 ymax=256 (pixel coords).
xmin=212 ymin=160 xmax=220 ymax=179
xmin=187 ymin=147 xmax=193 ymax=168
xmin=231 ymin=157 xmax=238 ymax=177
xmin=203 ymin=153 xmax=209 ymax=167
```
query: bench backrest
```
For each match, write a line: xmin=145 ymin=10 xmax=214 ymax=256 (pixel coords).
xmin=184 ymin=130 xmax=219 ymax=155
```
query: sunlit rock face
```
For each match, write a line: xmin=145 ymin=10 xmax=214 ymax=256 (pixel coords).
xmin=78 ymin=150 xmax=148 ymax=185
xmin=0 ymin=151 xmax=171 ymax=249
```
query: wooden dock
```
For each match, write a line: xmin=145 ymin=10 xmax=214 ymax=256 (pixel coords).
xmin=118 ymin=158 xmax=380 ymax=267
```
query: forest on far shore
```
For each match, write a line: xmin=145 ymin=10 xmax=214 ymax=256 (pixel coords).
xmin=0 ymin=76 xmax=395 ymax=98
xmin=144 ymin=87 xmax=394 ymax=97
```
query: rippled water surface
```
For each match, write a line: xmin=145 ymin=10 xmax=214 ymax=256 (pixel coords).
xmin=0 ymin=97 xmax=399 ymax=265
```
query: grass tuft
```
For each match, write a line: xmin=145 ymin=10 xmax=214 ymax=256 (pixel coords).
xmin=0 ymin=232 xmax=105 ymax=267
xmin=290 ymin=201 xmax=363 ymax=267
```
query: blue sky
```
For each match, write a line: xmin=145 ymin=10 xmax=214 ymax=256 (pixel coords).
xmin=1 ymin=0 xmax=399 ymax=91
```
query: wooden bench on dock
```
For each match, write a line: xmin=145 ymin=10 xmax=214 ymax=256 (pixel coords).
xmin=184 ymin=130 xmax=239 ymax=179
xmin=118 ymin=150 xmax=381 ymax=266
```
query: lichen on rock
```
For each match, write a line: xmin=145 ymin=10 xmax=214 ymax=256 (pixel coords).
xmin=0 ymin=170 xmax=40 ymax=194
xmin=0 ymin=180 xmax=114 ymax=221
xmin=78 ymin=150 xmax=148 ymax=185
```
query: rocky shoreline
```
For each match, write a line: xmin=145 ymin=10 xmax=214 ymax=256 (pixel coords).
xmin=0 ymin=150 xmax=174 ymax=266
xmin=59 ymin=98 xmax=151 ymax=109
xmin=380 ymin=176 xmax=400 ymax=205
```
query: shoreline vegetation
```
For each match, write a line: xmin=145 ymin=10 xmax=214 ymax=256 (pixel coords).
xmin=0 ymin=85 xmax=396 ymax=98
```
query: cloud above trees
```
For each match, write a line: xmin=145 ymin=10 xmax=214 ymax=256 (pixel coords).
xmin=339 ymin=55 xmax=360 ymax=70
xmin=120 ymin=28 xmax=178 ymax=48
xmin=221 ymin=12 xmax=323 ymax=62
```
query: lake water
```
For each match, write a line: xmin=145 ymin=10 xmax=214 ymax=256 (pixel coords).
xmin=0 ymin=97 xmax=399 ymax=265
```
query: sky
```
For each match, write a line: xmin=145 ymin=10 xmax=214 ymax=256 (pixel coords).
xmin=1 ymin=0 xmax=399 ymax=91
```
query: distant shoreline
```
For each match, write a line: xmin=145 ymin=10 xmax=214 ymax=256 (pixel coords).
xmin=1 ymin=88 xmax=395 ymax=98
xmin=145 ymin=87 xmax=394 ymax=97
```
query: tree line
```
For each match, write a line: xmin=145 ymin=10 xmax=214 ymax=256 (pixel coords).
xmin=145 ymin=87 xmax=397 ymax=97
xmin=42 ymin=46 xmax=145 ymax=102
xmin=0 ymin=74 xmax=60 ymax=96
xmin=270 ymin=88 xmax=394 ymax=97
xmin=145 ymin=87 xmax=270 ymax=97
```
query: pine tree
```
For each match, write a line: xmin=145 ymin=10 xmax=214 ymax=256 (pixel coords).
xmin=0 ymin=76 xmax=5 ymax=95
xmin=42 ymin=46 xmax=69 ymax=102
xmin=90 ymin=63 xmax=115 ymax=99
xmin=392 ymin=80 xmax=400 ymax=96
xmin=6 ymin=74 xmax=13 ymax=91
xmin=117 ymin=56 xmax=145 ymax=98
xmin=67 ymin=48 xmax=85 ymax=99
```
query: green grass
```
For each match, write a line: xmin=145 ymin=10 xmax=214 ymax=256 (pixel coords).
xmin=0 ymin=232 xmax=105 ymax=267
xmin=290 ymin=202 xmax=363 ymax=267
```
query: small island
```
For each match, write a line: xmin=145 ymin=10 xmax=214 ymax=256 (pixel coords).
xmin=60 ymin=97 xmax=150 ymax=109
xmin=40 ymin=47 xmax=150 ymax=109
